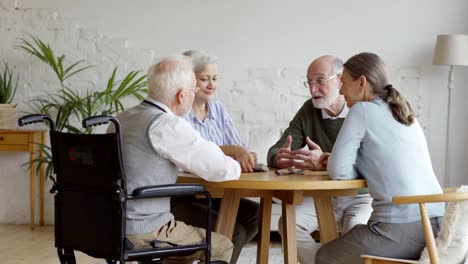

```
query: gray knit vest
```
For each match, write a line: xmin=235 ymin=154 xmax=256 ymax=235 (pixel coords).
xmin=117 ymin=102 xmax=177 ymax=235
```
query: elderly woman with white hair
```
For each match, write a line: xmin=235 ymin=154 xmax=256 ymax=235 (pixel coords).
xmin=171 ymin=50 xmax=259 ymax=264
xmin=182 ymin=50 xmax=256 ymax=171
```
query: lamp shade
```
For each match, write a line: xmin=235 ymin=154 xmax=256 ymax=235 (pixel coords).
xmin=433 ymin=34 xmax=468 ymax=66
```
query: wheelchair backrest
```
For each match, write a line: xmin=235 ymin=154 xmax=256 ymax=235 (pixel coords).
xmin=50 ymin=131 xmax=127 ymax=260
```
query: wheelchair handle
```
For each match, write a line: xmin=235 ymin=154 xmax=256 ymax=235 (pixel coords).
xmin=18 ymin=114 xmax=56 ymax=131
xmin=82 ymin=115 xmax=121 ymax=133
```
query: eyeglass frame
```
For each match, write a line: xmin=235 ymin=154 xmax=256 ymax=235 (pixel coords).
xmin=303 ymin=74 xmax=338 ymax=89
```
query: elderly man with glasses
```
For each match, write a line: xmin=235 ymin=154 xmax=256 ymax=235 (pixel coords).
xmin=267 ymin=55 xmax=373 ymax=264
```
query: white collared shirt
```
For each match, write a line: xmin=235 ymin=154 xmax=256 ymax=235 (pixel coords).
xmin=145 ymin=97 xmax=241 ymax=182
xmin=321 ymin=104 xmax=349 ymax=120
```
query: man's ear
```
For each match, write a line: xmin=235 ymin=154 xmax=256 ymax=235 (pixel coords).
xmin=175 ymin=88 xmax=185 ymax=104
xmin=337 ymin=74 xmax=343 ymax=88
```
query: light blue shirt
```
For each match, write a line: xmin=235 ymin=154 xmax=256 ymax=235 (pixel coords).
xmin=328 ymin=98 xmax=444 ymax=223
xmin=184 ymin=100 xmax=248 ymax=148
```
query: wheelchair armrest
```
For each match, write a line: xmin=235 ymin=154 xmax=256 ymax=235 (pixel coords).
xmin=128 ymin=183 xmax=216 ymax=259
xmin=128 ymin=184 xmax=207 ymax=200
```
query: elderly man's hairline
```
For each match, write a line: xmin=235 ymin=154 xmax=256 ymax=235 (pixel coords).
xmin=147 ymin=56 xmax=194 ymax=102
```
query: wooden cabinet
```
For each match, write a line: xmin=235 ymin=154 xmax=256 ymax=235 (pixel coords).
xmin=0 ymin=133 xmax=29 ymax=145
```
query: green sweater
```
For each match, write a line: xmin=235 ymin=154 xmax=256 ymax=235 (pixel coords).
xmin=267 ymin=99 xmax=344 ymax=167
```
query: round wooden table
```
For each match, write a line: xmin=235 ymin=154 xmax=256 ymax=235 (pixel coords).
xmin=178 ymin=169 xmax=366 ymax=264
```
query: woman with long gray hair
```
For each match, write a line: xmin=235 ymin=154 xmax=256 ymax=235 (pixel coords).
xmin=316 ymin=52 xmax=444 ymax=263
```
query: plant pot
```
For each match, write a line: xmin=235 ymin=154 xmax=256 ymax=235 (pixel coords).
xmin=0 ymin=104 xmax=16 ymax=129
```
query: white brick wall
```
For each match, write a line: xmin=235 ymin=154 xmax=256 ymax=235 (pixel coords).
xmin=0 ymin=3 xmax=156 ymax=224
xmin=1 ymin=0 xmax=468 ymax=224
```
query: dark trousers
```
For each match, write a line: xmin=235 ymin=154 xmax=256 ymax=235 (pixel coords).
xmin=171 ymin=197 xmax=259 ymax=264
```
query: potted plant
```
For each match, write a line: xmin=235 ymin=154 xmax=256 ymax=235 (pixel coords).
xmin=0 ymin=64 xmax=19 ymax=129
xmin=17 ymin=35 xmax=147 ymax=178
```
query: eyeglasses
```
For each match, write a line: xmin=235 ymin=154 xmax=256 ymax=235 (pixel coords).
xmin=303 ymin=75 xmax=338 ymax=89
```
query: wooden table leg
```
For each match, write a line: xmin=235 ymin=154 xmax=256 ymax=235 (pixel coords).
xmin=39 ymin=141 xmax=45 ymax=226
xmin=257 ymin=196 xmax=272 ymax=264
xmin=314 ymin=197 xmax=338 ymax=244
xmin=215 ymin=189 xmax=240 ymax=239
xmin=282 ymin=201 xmax=297 ymax=264
xmin=38 ymin=132 xmax=46 ymax=226
xmin=29 ymin=152 xmax=36 ymax=229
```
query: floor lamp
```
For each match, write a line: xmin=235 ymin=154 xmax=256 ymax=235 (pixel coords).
xmin=433 ymin=34 xmax=468 ymax=187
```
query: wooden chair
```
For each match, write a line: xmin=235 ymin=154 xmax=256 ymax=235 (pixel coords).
xmin=362 ymin=187 xmax=468 ymax=264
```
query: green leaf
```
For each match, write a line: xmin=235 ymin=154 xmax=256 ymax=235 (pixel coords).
xmin=0 ymin=64 xmax=19 ymax=104
xmin=21 ymin=143 xmax=53 ymax=179
xmin=17 ymin=35 xmax=93 ymax=87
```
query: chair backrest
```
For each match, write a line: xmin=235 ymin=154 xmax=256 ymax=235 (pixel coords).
xmin=51 ymin=130 xmax=127 ymax=260
xmin=419 ymin=185 xmax=468 ymax=264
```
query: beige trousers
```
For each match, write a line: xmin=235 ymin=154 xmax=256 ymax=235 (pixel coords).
xmin=127 ymin=219 xmax=233 ymax=264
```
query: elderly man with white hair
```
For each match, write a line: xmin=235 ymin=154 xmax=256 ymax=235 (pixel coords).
xmin=113 ymin=56 xmax=240 ymax=264
xmin=267 ymin=55 xmax=373 ymax=264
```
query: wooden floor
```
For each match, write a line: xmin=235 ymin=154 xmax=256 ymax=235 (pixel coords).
xmin=0 ymin=225 xmax=100 ymax=264
xmin=0 ymin=225 xmax=284 ymax=264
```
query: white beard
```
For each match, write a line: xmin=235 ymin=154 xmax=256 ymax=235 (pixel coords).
xmin=311 ymin=87 xmax=340 ymax=109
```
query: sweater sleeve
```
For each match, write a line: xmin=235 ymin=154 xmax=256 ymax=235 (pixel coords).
xmin=148 ymin=114 xmax=241 ymax=182
xmin=267 ymin=104 xmax=307 ymax=167
xmin=327 ymin=104 xmax=366 ymax=180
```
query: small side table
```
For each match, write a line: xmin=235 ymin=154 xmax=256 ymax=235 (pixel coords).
xmin=0 ymin=130 xmax=46 ymax=228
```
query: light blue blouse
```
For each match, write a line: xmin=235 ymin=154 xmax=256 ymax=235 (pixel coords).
xmin=328 ymin=98 xmax=444 ymax=223
xmin=184 ymin=100 xmax=248 ymax=148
